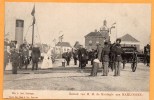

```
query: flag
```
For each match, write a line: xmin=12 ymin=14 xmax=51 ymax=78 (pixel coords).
xmin=31 ymin=5 xmax=35 ymax=16
xmin=112 ymin=22 xmax=116 ymax=26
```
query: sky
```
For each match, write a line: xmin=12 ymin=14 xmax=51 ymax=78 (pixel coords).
xmin=5 ymin=2 xmax=151 ymax=49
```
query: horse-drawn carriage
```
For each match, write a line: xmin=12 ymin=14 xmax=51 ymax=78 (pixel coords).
xmin=121 ymin=46 xmax=138 ymax=72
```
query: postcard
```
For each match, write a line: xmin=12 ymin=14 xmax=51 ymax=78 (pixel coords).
xmin=3 ymin=2 xmax=151 ymax=100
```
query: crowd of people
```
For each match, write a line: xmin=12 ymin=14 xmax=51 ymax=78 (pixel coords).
xmin=4 ymin=40 xmax=41 ymax=73
xmin=62 ymin=39 xmax=150 ymax=76
xmin=62 ymin=39 xmax=123 ymax=76
xmin=4 ymin=38 xmax=150 ymax=75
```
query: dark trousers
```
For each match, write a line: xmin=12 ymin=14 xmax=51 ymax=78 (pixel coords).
xmin=146 ymin=56 xmax=150 ymax=66
xmin=66 ymin=60 xmax=70 ymax=65
xmin=91 ymin=59 xmax=94 ymax=65
xmin=102 ymin=62 xmax=109 ymax=76
xmin=109 ymin=61 xmax=115 ymax=71
xmin=114 ymin=61 xmax=121 ymax=76
xmin=24 ymin=57 xmax=29 ymax=69
xmin=12 ymin=63 xmax=18 ymax=74
xmin=74 ymin=58 xmax=77 ymax=65
xmin=80 ymin=61 xmax=86 ymax=69
xmin=32 ymin=62 xmax=38 ymax=70
xmin=65 ymin=58 xmax=70 ymax=65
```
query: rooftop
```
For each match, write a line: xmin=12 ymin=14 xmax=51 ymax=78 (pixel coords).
xmin=85 ymin=31 xmax=103 ymax=37
xmin=56 ymin=42 xmax=71 ymax=47
xmin=120 ymin=34 xmax=139 ymax=42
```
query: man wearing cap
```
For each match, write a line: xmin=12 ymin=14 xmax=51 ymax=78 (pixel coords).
xmin=22 ymin=46 xmax=29 ymax=69
xmin=101 ymin=41 xmax=110 ymax=76
xmin=78 ymin=45 xmax=87 ymax=69
xmin=11 ymin=47 xmax=20 ymax=74
xmin=73 ymin=49 xmax=78 ymax=65
xmin=31 ymin=44 xmax=41 ymax=70
xmin=109 ymin=42 xmax=116 ymax=71
xmin=114 ymin=38 xmax=123 ymax=76
xmin=65 ymin=49 xmax=72 ymax=66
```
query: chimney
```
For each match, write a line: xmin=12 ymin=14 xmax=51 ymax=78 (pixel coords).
xmin=15 ymin=19 xmax=24 ymax=45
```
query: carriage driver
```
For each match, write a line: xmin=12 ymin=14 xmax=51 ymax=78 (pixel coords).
xmin=114 ymin=38 xmax=123 ymax=76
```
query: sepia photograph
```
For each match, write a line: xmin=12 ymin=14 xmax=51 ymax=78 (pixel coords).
xmin=3 ymin=2 xmax=151 ymax=99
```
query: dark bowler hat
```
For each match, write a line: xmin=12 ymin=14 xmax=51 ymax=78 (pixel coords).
xmin=116 ymin=38 xmax=121 ymax=43
xmin=104 ymin=41 xmax=109 ymax=45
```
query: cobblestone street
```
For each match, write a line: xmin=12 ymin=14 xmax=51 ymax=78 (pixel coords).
xmin=4 ymin=59 xmax=150 ymax=91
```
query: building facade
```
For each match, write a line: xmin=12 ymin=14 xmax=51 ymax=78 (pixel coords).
xmin=55 ymin=42 xmax=72 ymax=54
xmin=120 ymin=34 xmax=140 ymax=50
xmin=85 ymin=20 xmax=110 ymax=50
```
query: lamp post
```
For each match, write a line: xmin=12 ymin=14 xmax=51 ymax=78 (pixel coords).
xmin=109 ymin=22 xmax=116 ymax=43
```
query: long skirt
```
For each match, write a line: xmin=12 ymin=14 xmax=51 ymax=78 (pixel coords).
xmin=41 ymin=54 xmax=53 ymax=69
xmin=90 ymin=61 xmax=99 ymax=76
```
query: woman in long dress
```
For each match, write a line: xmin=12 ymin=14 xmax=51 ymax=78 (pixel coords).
xmin=41 ymin=48 xmax=53 ymax=69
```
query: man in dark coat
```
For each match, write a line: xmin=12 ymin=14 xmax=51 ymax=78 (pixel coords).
xmin=11 ymin=47 xmax=20 ymax=74
xmin=88 ymin=49 xmax=95 ymax=65
xmin=114 ymin=39 xmax=123 ymax=76
xmin=22 ymin=46 xmax=29 ymax=69
xmin=65 ymin=49 xmax=72 ymax=66
xmin=78 ymin=45 xmax=88 ymax=69
xmin=31 ymin=45 xmax=41 ymax=70
xmin=109 ymin=43 xmax=116 ymax=71
xmin=144 ymin=44 xmax=150 ymax=66
xmin=101 ymin=41 xmax=110 ymax=76
xmin=73 ymin=49 xmax=78 ymax=65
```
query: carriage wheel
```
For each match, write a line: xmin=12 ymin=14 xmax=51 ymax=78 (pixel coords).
xmin=131 ymin=62 xmax=137 ymax=72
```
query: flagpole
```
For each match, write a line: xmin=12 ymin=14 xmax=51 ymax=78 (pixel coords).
xmin=32 ymin=17 xmax=35 ymax=47
xmin=31 ymin=4 xmax=35 ymax=47
xmin=116 ymin=22 xmax=117 ymax=40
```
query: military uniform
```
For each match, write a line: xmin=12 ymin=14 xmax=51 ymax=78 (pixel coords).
xmin=109 ymin=43 xmax=116 ymax=71
xmin=18 ymin=47 xmax=23 ymax=69
xmin=73 ymin=50 xmax=78 ymax=65
xmin=11 ymin=49 xmax=20 ymax=74
xmin=22 ymin=47 xmax=29 ymax=69
xmin=65 ymin=51 xmax=72 ymax=66
xmin=78 ymin=47 xmax=87 ymax=69
xmin=114 ymin=43 xmax=123 ymax=76
xmin=88 ymin=49 xmax=95 ymax=65
xmin=144 ymin=44 xmax=150 ymax=66
xmin=31 ymin=47 xmax=40 ymax=70
xmin=101 ymin=43 xmax=110 ymax=76
xmin=97 ymin=44 xmax=103 ymax=61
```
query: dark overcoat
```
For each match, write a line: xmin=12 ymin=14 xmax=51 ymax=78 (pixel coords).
xmin=31 ymin=47 xmax=41 ymax=63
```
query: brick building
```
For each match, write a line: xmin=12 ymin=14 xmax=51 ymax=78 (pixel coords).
xmin=85 ymin=20 xmax=110 ymax=50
